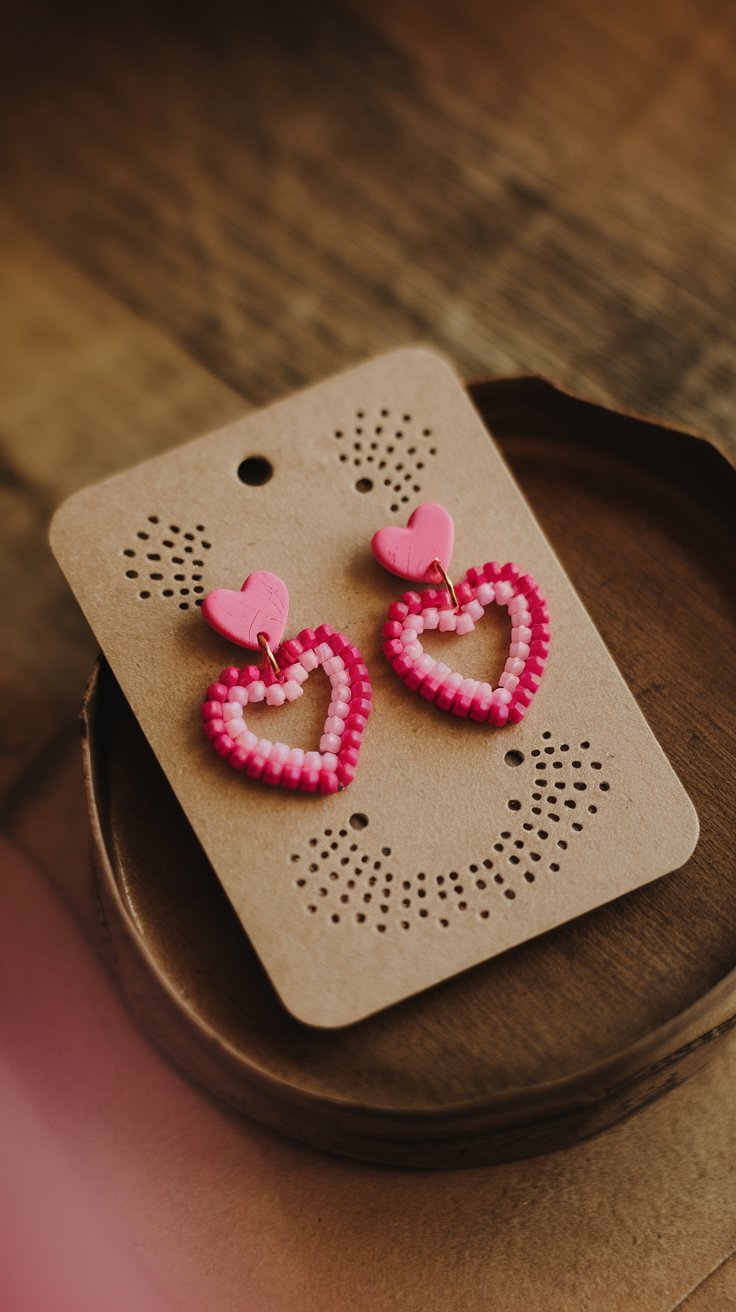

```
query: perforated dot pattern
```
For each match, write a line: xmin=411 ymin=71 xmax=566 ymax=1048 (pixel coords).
xmin=122 ymin=517 xmax=210 ymax=609
xmin=291 ymin=734 xmax=611 ymax=931
xmin=333 ymin=408 xmax=438 ymax=510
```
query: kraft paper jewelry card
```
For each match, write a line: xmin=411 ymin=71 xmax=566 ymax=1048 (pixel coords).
xmin=51 ymin=348 xmax=698 ymax=1027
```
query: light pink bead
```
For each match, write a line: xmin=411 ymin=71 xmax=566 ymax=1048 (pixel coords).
xmin=227 ymin=686 xmax=249 ymax=705
xmin=314 ymin=642 xmax=332 ymax=663
xmin=478 ymin=681 xmax=494 ymax=701
xmin=265 ymin=682 xmax=286 ymax=706
xmin=404 ymin=641 xmax=423 ymax=661
xmin=287 ymin=747 xmax=305 ymax=767
xmin=400 ymin=628 xmax=416 ymax=646
xmin=228 ymin=718 xmax=248 ymax=738
xmin=323 ymin=655 xmax=344 ymax=677
xmin=495 ymin=580 xmax=513 ymax=605
xmin=248 ymin=680 xmax=265 ymax=703
xmin=463 ymin=599 xmax=484 ymax=622
xmin=321 ymin=751 xmax=339 ymax=771
xmin=499 ymin=671 xmax=519 ymax=691
xmin=508 ymin=594 xmax=527 ymax=614
xmin=505 ymin=656 xmax=524 ymax=676
xmin=299 ymin=649 xmax=319 ymax=672
xmin=445 ymin=671 xmax=463 ymax=690
xmin=272 ymin=742 xmax=290 ymax=761
xmin=328 ymin=699 xmax=350 ymax=718
xmin=455 ymin=612 xmax=475 ymax=635
xmin=332 ymin=680 xmax=351 ymax=702
xmin=320 ymin=732 xmax=341 ymax=754
xmin=423 ymin=608 xmax=440 ymax=629
xmin=438 ymin=610 xmax=457 ymax=631
xmin=325 ymin=715 xmax=345 ymax=735
xmin=405 ymin=614 xmax=424 ymax=632
xmin=285 ymin=663 xmax=308 ymax=684
xmin=417 ymin=654 xmax=436 ymax=675
xmin=282 ymin=679 xmax=303 ymax=701
xmin=476 ymin=582 xmax=495 ymax=605
xmin=304 ymin=751 xmax=322 ymax=770
xmin=510 ymin=641 xmax=530 ymax=660
xmin=256 ymin=737 xmax=274 ymax=757
xmin=240 ymin=730 xmax=258 ymax=752
xmin=222 ymin=703 xmax=242 ymax=721
xmin=492 ymin=687 xmax=512 ymax=705
xmin=512 ymin=609 xmax=532 ymax=627
xmin=511 ymin=625 xmax=532 ymax=643
xmin=460 ymin=678 xmax=479 ymax=698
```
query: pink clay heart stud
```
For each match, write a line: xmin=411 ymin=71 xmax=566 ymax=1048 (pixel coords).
xmin=372 ymin=502 xmax=455 ymax=583
xmin=202 ymin=570 xmax=289 ymax=649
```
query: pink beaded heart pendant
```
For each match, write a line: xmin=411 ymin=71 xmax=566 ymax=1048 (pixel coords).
xmin=201 ymin=573 xmax=371 ymax=793
xmin=372 ymin=504 xmax=550 ymax=727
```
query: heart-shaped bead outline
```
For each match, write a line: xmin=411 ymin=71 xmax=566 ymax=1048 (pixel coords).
xmin=381 ymin=561 xmax=550 ymax=725
xmin=201 ymin=625 xmax=372 ymax=793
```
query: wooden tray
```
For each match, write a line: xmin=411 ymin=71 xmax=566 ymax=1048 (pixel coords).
xmin=82 ymin=377 xmax=736 ymax=1168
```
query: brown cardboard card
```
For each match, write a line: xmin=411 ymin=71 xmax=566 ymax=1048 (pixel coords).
xmin=50 ymin=348 xmax=698 ymax=1027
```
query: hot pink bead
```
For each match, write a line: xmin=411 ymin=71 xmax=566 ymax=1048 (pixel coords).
xmin=436 ymin=684 xmax=458 ymax=711
xmin=500 ymin=562 xmax=521 ymax=582
xmin=383 ymin=639 xmax=403 ymax=660
xmin=346 ymin=712 xmax=367 ymax=733
xmin=220 ymin=667 xmax=240 ymax=687
xmin=237 ymin=666 xmax=260 ymax=686
xmin=229 ymin=747 xmax=250 ymax=771
xmin=420 ymin=675 xmax=442 ymax=702
xmin=530 ymin=604 xmax=550 ymax=624
xmin=281 ymin=763 xmax=301 ymax=789
xmin=351 ymin=680 xmax=372 ymax=700
xmin=262 ymin=760 xmax=284 ymax=786
xmin=320 ymin=732 xmax=341 ymax=754
xmin=469 ymin=696 xmax=491 ymax=722
xmin=483 ymin=561 xmax=501 ymax=580
xmin=451 ymin=694 xmax=472 ymax=718
xmin=405 ymin=665 xmax=427 ymax=691
xmin=531 ymin=623 xmax=552 ymax=642
xmin=207 ymin=683 xmax=228 ymax=701
xmin=204 ymin=718 xmax=225 ymax=740
xmin=319 ymin=770 xmax=339 ymax=795
xmin=456 ymin=581 xmax=473 ymax=606
xmin=403 ymin=591 xmax=423 ymax=613
xmin=508 ymin=703 xmax=526 ymax=723
xmin=519 ymin=670 xmax=540 ymax=690
xmin=465 ymin=566 xmax=484 ymax=587
xmin=202 ymin=700 xmax=222 ymax=721
xmin=349 ymin=661 xmax=369 ymax=681
xmin=350 ymin=696 xmax=372 ymax=719
xmin=526 ymin=655 xmax=545 ymax=675
xmin=389 ymin=601 xmax=409 ymax=622
xmin=330 ymin=633 xmax=350 ymax=654
xmin=340 ymin=747 xmax=360 ymax=771
xmin=383 ymin=620 xmax=402 ymax=639
xmin=489 ymin=702 xmax=509 ymax=726
xmin=314 ymin=624 xmax=334 ymax=642
xmin=214 ymin=733 xmax=235 ymax=758
xmin=336 ymin=762 xmax=356 ymax=787
xmin=422 ymin=588 xmax=441 ymax=607
xmin=297 ymin=628 xmax=317 ymax=649
xmin=514 ymin=686 xmax=533 ymax=707
xmin=299 ymin=767 xmax=320 ymax=793
xmin=342 ymin=729 xmax=362 ymax=752
xmin=279 ymin=638 xmax=303 ymax=663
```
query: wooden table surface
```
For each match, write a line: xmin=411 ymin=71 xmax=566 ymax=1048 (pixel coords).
xmin=0 ymin=0 xmax=734 ymax=1305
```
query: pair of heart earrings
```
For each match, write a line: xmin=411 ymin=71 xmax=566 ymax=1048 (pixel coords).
xmin=200 ymin=502 xmax=551 ymax=794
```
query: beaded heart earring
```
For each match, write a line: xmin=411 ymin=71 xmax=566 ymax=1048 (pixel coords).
xmin=200 ymin=570 xmax=371 ymax=792
xmin=372 ymin=503 xmax=550 ymax=726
